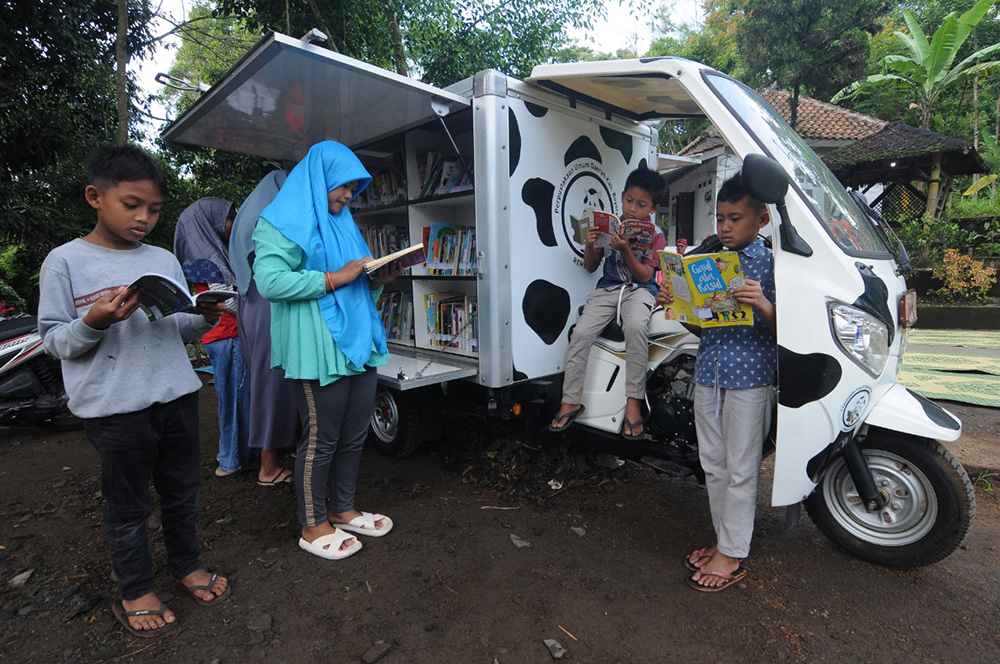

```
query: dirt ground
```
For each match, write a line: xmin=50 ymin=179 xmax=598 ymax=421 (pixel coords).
xmin=2 ymin=380 xmax=999 ymax=664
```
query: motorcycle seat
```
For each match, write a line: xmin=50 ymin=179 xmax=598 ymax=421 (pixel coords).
xmin=0 ymin=314 xmax=37 ymax=342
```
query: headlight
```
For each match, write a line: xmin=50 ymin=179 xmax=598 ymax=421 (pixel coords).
xmin=828 ymin=302 xmax=889 ymax=377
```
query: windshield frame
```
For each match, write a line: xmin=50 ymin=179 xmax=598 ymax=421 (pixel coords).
xmin=701 ymin=71 xmax=893 ymax=260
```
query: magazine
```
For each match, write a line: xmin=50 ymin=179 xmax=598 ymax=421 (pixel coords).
xmin=656 ymin=250 xmax=754 ymax=327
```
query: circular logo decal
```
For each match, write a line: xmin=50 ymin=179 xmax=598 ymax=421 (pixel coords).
xmin=555 ymin=161 xmax=617 ymax=258
xmin=840 ymin=387 xmax=872 ymax=431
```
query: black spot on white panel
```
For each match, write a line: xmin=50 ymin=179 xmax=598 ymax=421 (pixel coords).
xmin=509 ymin=108 xmax=521 ymax=177
xmin=523 ymin=280 xmax=571 ymax=345
xmin=525 ymin=102 xmax=548 ymax=118
xmin=600 ymin=126 xmax=633 ymax=164
xmin=853 ymin=262 xmax=894 ymax=345
xmin=777 ymin=347 xmax=842 ymax=408
xmin=512 ymin=365 xmax=528 ymax=382
xmin=522 ymin=178 xmax=557 ymax=247
xmin=564 ymin=136 xmax=602 ymax=167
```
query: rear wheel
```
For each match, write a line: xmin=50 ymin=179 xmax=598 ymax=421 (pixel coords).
xmin=36 ymin=410 xmax=84 ymax=432
xmin=368 ymin=388 xmax=421 ymax=458
xmin=805 ymin=432 xmax=974 ymax=569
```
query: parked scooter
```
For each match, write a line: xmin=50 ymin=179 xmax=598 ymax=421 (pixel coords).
xmin=0 ymin=313 xmax=81 ymax=431
xmin=567 ymin=156 xmax=974 ymax=570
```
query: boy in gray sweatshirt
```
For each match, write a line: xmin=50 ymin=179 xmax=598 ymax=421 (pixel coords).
xmin=38 ymin=145 xmax=232 ymax=637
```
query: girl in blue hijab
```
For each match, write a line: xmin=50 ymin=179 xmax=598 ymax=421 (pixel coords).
xmin=252 ymin=141 xmax=397 ymax=561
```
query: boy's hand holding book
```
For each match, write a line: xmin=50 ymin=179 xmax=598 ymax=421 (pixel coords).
xmin=84 ymin=286 xmax=142 ymax=330
xmin=191 ymin=300 xmax=228 ymax=324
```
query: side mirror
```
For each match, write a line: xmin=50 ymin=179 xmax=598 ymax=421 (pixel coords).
xmin=741 ymin=153 xmax=789 ymax=205
xmin=741 ymin=153 xmax=812 ymax=257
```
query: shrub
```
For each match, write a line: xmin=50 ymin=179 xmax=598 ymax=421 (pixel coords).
xmin=930 ymin=249 xmax=997 ymax=303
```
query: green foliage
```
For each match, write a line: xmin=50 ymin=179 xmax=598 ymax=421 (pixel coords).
xmin=930 ymin=247 xmax=997 ymax=302
xmin=832 ymin=0 xmax=1000 ymax=128
xmin=736 ymin=0 xmax=891 ymax=125
xmin=0 ymin=245 xmax=27 ymax=315
xmin=897 ymin=217 xmax=974 ymax=265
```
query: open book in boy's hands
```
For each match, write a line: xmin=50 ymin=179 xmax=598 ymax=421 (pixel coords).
xmin=657 ymin=250 xmax=753 ymax=328
xmin=587 ymin=209 xmax=659 ymax=261
xmin=128 ymin=274 xmax=235 ymax=322
xmin=364 ymin=242 xmax=427 ymax=275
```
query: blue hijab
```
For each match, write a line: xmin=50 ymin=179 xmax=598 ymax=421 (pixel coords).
xmin=230 ymin=170 xmax=287 ymax=296
xmin=260 ymin=141 xmax=385 ymax=368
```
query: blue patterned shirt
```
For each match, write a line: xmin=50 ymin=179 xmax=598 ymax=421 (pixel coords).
xmin=694 ymin=238 xmax=777 ymax=389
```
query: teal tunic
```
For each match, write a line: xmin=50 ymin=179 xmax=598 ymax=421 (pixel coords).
xmin=252 ymin=219 xmax=387 ymax=385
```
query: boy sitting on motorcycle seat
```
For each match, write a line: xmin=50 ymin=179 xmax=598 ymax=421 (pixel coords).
xmin=657 ymin=172 xmax=777 ymax=592
xmin=549 ymin=167 xmax=666 ymax=440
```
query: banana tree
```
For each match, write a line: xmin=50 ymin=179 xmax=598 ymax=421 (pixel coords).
xmin=833 ymin=0 xmax=1000 ymax=130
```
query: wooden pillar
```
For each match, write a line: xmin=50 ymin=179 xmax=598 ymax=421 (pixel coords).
xmin=924 ymin=151 xmax=943 ymax=222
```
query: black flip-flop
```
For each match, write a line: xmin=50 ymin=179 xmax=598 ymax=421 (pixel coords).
xmin=177 ymin=573 xmax=232 ymax=607
xmin=257 ymin=468 xmax=293 ymax=486
xmin=548 ymin=405 xmax=586 ymax=432
xmin=111 ymin=600 xmax=178 ymax=638
xmin=622 ymin=416 xmax=646 ymax=440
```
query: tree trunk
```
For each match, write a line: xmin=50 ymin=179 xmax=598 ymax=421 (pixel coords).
xmin=920 ymin=100 xmax=932 ymax=130
xmin=305 ymin=0 xmax=338 ymax=52
xmin=790 ymin=84 xmax=800 ymax=130
xmin=115 ymin=0 xmax=128 ymax=145
xmin=381 ymin=0 xmax=408 ymax=76
xmin=924 ymin=151 xmax=943 ymax=222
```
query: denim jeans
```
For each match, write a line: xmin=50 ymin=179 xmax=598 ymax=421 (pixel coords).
xmin=84 ymin=392 xmax=202 ymax=601
xmin=204 ymin=337 xmax=251 ymax=472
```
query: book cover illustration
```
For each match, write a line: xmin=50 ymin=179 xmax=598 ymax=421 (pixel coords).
xmin=656 ymin=251 xmax=754 ymax=328
xmin=583 ymin=209 xmax=658 ymax=262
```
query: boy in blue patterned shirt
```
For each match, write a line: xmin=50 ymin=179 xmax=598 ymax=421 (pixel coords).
xmin=657 ymin=173 xmax=776 ymax=592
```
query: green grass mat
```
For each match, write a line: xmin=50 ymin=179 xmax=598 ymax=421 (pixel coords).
xmin=898 ymin=367 xmax=1000 ymax=408
xmin=908 ymin=329 xmax=1000 ymax=349
xmin=903 ymin=352 xmax=1000 ymax=376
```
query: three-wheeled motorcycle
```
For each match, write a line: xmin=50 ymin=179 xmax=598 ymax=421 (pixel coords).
xmin=160 ymin=33 xmax=974 ymax=569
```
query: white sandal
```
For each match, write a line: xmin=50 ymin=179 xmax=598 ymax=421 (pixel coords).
xmin=333 ymin=512 xmax=393 ymax=538
xmin=298 ymin=529 xmax=362 ymax=560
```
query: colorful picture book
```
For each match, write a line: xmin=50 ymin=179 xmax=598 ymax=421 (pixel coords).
xmin=585 ymin=209 xmax=659 ymax=263
xmin=352 ymin=153 xmax=406 ymax=209
xmin=425 ymin=222 xmax=476 ymax=276
xmin=416 ymin=152 xmax=474 ymax=198
xmin=656 ymin=250 xmax=754 ymax=328
xmin=424 ymin=291 xmax=478 ymax=354
xmin=376 ymin=291 xmax=414 ymax=342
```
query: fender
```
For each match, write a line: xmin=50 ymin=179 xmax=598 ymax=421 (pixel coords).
xmin=864 ymin=383 xmax=962 ymax=442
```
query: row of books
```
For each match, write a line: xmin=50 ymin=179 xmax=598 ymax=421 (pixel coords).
xmin=416 ymin=151 xmax=474 ymax=198
xmin=352 ymin=157 xmax=406 ymax=209
xmin=376 ymin=291 xmax=414 ymax=342
xmin=425 ymin=222 xmax=476 ymax=276
xmin=424 ymin=292 xmax=478 ymax=354
xmin=363 ymin=224 xmax=409 ymax=261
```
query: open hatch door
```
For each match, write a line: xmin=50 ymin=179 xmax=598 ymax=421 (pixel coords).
xmin=526 ymin=59 xmax=707 ymax=122
xmin=161 ymin=31 xmax=470 ymax=161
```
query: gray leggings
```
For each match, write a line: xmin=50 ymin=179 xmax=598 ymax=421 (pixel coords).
xmin=293 ymin=368 xmax=377 ymax=528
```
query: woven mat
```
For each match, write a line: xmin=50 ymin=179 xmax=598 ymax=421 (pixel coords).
xmin=899 ymin=330 xmax=1000 ymax=407
xmin=908 ymin=329 xmax=1000 ymax=349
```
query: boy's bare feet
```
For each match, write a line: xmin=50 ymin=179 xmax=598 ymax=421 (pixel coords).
xmin=301 ymin=523 xmax=358 ymax=552
xmin=179 ymin=568 xmax=229 ymax=604
xmin=690 ymin=551 xmax=742 ymax=589
xmin=121 ymin=592 xmax=176 ymax=632
xmin=686 ymin=544 xmax=717 ymax=570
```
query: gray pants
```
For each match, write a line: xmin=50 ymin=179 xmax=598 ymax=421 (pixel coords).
xmin=293 ymin=369 xmax=377 ymax=528
xmin=693 ymin=383 xmax=775 ymax=559
xmin=561 ymin=286 xmax=655 ymax=404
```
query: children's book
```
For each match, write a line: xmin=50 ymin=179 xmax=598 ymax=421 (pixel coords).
xmin=128 ymin=274 xmax=235 ymax=322
xmin=656 ymin=251 xmax=754 ymax=328
xmin=364 ymin=242 xmax=427 ymax=274
xmin=586 ymin=209 xmax=659 ymax=263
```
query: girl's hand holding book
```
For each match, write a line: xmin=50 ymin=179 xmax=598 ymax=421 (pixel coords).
xmin=325 ymin=258 xmax=372 ymax=292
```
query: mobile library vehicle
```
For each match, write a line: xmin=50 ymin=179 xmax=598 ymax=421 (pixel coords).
xmin=162 ymin=32 xmax=972 ymax=567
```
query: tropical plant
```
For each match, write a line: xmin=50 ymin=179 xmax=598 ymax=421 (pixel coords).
xmin=833 ymin=0 xmax=1000 ymax=130
xmin=930 ymin=247 xmax=997 ymax=302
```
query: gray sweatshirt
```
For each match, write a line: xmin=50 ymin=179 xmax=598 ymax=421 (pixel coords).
xmin=38 ymin=239 xmax=213 ymax=419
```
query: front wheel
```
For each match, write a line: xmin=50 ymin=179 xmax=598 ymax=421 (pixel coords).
xmin=804 ymin=432 xmax=975 ymax=569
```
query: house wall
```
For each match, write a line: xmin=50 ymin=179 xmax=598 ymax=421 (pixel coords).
xmin=662 ymin=153 xmax=743 ymax=246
